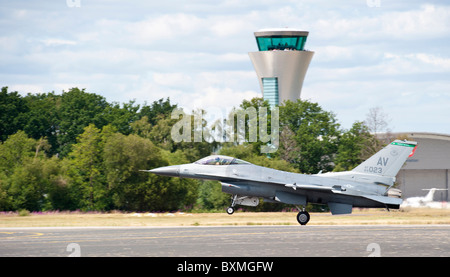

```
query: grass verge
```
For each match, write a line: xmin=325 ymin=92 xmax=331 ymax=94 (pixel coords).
xmin=0 ymin=208 xmax=449 ymax=227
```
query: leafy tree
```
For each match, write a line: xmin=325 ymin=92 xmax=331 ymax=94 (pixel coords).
xmin=7 ymin=158 xmax=48 ymax=211
xmin=0 ymin=172 xmax=11 ymax=210
xmin=278 ymin=125 xmax=299 ymax=164
xmin=22 ymin=92 xmax=60 ymax=155
xmin=56 ymin=88 xmax=110 ymax=156
xmin=66 ymin=124 xmax=109 ymax=210
xmin=0 ymin=131 xmax=62 ymax=211
xmin=42 ymin=156 xmax=74 ymax=211
xmin=196 ymin=180 xmax=229 ymax=211
xmin=130 ymin=116 xmax=152 ymax=139
xmin=0 ymin=131 xmax=36 ymax=175
xmin=139 ymin=98 xmax=177 ymax=125
xmin=148 ymin=114 xmax=177 ymax=151
xmin=218 ymin=144 xmax=296 ymax=172
xmin=153 ymin=108 xmax=215 ymax=162
xmin=0 ymin=131 xmax=36 ymax=210
xmin=19 ymin=89 xmax=151 ymax=156
xmin=103 ymin=132 xmax=198 ymax=211
xmin=279 ymin=100 xmax=341 ymax=174
xmin=0 ymin=87 xmax=29 ymax=143
xmin=334 ymin=121 xmax=375 ymax=171
xmin=0 ymin=86 xmax=394 ymax=213
xmin=103 ymin=100 xmax=140 ymax=135
xmin=235 ymin=97 xmax=273 ymax=155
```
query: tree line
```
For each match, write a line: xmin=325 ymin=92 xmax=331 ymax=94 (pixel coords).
xmin=0 ymin=86 xmax=382 ymax=212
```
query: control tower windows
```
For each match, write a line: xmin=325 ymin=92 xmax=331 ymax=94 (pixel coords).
xmin=256 ymin=36 xmax=307 ymax=51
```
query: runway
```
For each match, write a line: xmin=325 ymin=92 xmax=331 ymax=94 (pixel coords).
xmin=1 ymin=225 xmax=449 ymax=257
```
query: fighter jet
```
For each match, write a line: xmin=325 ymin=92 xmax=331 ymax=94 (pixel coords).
xmin=146 ymin=140 xmax=417 ymax=225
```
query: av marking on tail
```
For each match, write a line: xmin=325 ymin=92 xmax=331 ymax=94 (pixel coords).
xmin=377 ymin=157 xmax=389 ymax=166
xmin=353 ymin=140 xmax=417 ymax=177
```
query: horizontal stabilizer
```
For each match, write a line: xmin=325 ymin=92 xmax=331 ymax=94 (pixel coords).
xmin=363 ymin=194 xmax=403 ymax=206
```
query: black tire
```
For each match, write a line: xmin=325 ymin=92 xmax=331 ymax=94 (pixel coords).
xmin=297 ymin=211 xmax=310 ymax=225
xmin=226 ymin=207 xmax=234 ymax=215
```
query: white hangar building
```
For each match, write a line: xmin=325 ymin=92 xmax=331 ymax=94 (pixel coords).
xmin=395 ymin=132 xmax=450 ymax=201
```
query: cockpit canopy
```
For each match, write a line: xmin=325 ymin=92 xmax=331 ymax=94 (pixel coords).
xmin=194 ymin=155 xmax=251 ymax=165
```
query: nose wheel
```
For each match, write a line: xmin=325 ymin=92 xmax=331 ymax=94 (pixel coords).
xmin=226 ymin=207 xmax=234 ymax=215
xmin=226 ymin=195 xmax=237 ymax=215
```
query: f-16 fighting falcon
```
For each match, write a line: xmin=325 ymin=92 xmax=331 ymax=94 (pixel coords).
xmin=145 ymin=140 xmax=417 ymax=225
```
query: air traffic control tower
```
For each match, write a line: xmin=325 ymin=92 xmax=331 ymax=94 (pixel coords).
xmin=249 ymin=28 xmax=314 ymax=107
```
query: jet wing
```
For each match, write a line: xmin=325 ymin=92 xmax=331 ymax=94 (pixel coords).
xmin=196 ymin=171 xmax=336 ymax=192
xmin=331 ymin=189 xmax=403 ymax=207
xmin=197 ymin=171 xmax=401 ymax=207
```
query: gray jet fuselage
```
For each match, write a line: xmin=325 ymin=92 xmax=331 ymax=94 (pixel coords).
xmin=152 ymin=161 xmax=394 ymax=209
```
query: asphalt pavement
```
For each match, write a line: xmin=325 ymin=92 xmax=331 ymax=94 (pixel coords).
xmin=1 ymin=225 xmax=449 ymax=257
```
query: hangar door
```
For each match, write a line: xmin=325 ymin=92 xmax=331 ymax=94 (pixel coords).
xmin=398 ymin=169 xmax=449 ymax=201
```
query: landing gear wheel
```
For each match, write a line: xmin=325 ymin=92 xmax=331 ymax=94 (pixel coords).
xmin=226 ymin=207 xmax=234 ymax=215
xmin=297 ymin=211 xmax=310 ymax=225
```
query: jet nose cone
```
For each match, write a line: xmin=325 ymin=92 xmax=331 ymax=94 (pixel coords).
xmin=148 ymin=165 xmax=180 ymax=177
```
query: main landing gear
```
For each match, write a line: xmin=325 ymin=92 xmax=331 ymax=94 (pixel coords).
xmin=296 ymin=206 xmax=310 ymax=225
xmin=296 ymin=211 xmax=310 ymax=225
xmin=226 ymin=195 xmax=311 ymax=226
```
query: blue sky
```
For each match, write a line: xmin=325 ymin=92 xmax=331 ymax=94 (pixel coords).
xmin=1 ymin=0 xmax=450 ymax=134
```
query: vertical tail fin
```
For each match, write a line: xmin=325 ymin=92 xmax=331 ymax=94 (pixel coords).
xmin=423 ymin=189 xmax=437 ymax=202
xmin=352 ymin=140 xmax=417 ymax=177
xmin=422 ymin=188 xmax=448 ymax=202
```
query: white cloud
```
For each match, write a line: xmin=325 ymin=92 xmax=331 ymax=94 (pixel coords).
xmin=153 ymin=72 xmax=193 ymax=88
xmin=308 ymin=4 xmax=450 ymax=43
xmin=209 ymin=12 xmax=260 ymax=38
xmin=381 ymin=4 xmax=450 ymax=39
xmin=8 ymin=84 xmax=44 ymax=94
xmin=126 ymin=13 xmax=204 ymax=43
xmin=40 ymin=38 xmax=77 ymax=46
xmin=413 ymin=53 xmax=450 ymax=70
xmin=2 ymin=0 xmax=450 ymax=134
xmin=177 ymin=86 xmax=259 ymax=119
xmin=377 ymin=52 xmax=450 ymax=76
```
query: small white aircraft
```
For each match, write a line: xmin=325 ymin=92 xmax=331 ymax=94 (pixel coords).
xmin=401 ymin=188 xmax=449 ymax=209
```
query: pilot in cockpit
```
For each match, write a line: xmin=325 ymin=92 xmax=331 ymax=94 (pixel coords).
xmin=195 ymin=155 xmax=250 ymax=166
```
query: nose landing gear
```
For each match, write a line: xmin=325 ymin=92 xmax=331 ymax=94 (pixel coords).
xmin=226 ymin=195 xmax=237 ymax=215
xmin=226 ymin=206 xmax=235 ymax=215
